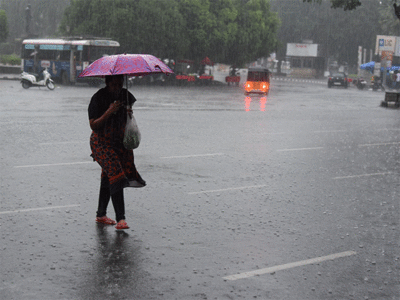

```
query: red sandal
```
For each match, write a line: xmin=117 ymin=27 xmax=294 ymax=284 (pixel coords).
xmin=115 ymin=220 xmax=129 ymax=230
xmin=96 ymin=216 xmax=117 ymax=225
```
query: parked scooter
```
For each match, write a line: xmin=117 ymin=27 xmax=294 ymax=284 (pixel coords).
xmin=354 ymin=77 xmax=367 ymax=90
xmin=21 ymin=68 xmax=55 ymax=90
xmin=371 ymin=76 xmax=385 ymax=91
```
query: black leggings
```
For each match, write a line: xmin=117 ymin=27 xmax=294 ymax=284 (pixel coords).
xmin=96 ymin=176 xmax=125 ymax=222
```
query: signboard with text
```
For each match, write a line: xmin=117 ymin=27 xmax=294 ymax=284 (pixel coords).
xmin=375 ymin=35 xmax=396 ymax=55
xmin=286 ymin=43 xmax=318 ymax=57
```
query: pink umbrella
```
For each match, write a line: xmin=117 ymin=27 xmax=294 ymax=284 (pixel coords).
xmin=78 ymin=54 xmax=173 ymax=78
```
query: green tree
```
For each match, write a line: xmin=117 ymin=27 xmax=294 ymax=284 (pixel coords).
xmin=378 ymin=1 xmax=400 ymax=35
xmin=304 ymin=0 xmax=362 ymax=11
xmin=0 ymin=0 xmax=70 ymax=39
xmin=59 ymin=0 xmax=280 ymax=66
xmin=0 ymin=9 xmax=8 ymax=42
xmin=178 ymin=0 xmax=214 ymax=62
xmin=119 ymin=0 xmax=188 ymax=58
xmin=271 ymin=0 xmax=383 ymax=68
xmin=208 ymin=0 xmax=238 ymax=63
xmin=60 ymin=0 xmax=111 ymax=37
xmin=228 ymin=0 xmax=279 ymax=66
xmin=60 ymin=0 xmax=188 ymax=58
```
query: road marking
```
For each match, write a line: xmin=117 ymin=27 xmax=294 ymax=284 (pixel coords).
xmin=313 ymin=130 xmax=347 ymax=133
xmin=223 ymin=251 xmax=357 ymax=281
xmin=0 ymin=204 xmax=81 ymax=215
xmin=258 ymin=132 xmax=287 ymax=135
xmin=277 ymin=147 xmax=323 ymax=152
xmin=161 ymin=153 xmax=224 ymax=159
xmin=188 ymin=185 xmax=267 ymax=195
xmin=333 ymin=172 xmax=392 ymax=180
xmin=375 ymin=128 xmax=400 ymax=131
xmin=358 ymin=142 xmax=400 ymax=147
xmin=39 ymin=141 xmax=86 ymax=145
xmin=14 ymin=161 xmax=93 ymax=168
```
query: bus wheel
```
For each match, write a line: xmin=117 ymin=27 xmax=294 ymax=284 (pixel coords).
xmin=61 ymin=72 xmax=69 ymax=85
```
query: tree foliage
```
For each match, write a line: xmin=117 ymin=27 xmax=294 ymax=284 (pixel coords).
xmin=0 ymin=9 xmax=8 ymax=43
xmin=228 ymin=0 xmax=279 ymax=65
xmin=303 ymin=0 xmax=362 ymax=11
xmin=271 ymin=0 xmax=388 ymax=68
xmin=4 ymin=0 xmax=396 ymax=69
xmin=0 ymin=0 xmax=70 ymax=39
xmin=59 ymin=0 xmax=279 ymax=66
xmin=378 ymin=1 xmax=400 ymax=35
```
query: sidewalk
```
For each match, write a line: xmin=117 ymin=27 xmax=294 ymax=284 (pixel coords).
xmin=273 ymin=76 xmax=326 ymax=85
xmin=0 ymin=73 xmax=20 ymax=80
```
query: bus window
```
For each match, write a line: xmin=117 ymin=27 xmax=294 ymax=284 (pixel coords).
xmin=59 ymin=50 xmax=70 ymax=61
xmin=22 ymin=48 xmax=35 ymax=59
xmin=22 ymin=38 xmax=120 ymax=84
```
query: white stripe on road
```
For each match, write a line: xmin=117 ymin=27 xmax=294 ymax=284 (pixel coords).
xmin=14 ymin=161 xmax=93 ymax=168
xmin=358 ymin=142 xmax=400 ymax=147
xmin=333 ymin=172 xmax=392 ymax=180
xmin=375 ymin=128 xmax=400 ymax=131
xmin=161 ymin=153 xmax=224 ymax=159
xmin=313 ymin=130 xmax=347 ymax=133
xmin=223 ymin=251 xmax=357 ymax=281
xmin=188 ymin=185 xmax=267 ymax=195
xmin=39 ymin=141 xmax=86 ymax=145
xmin=0 ymin=204 xmax=81 ymax=215
xmin=277 ymin=147 xmax=323 ymax=152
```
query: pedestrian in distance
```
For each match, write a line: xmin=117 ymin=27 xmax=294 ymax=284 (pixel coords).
xmin=395 ymin=71 xmax=400 ymax=90
xmin=88 ymin=74 xmax=146 ymax=230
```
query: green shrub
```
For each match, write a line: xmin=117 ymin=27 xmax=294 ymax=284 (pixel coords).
xmin=0 ymin=54 xmax=21 ymax=65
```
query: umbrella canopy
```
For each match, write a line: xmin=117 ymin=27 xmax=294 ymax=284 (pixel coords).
xmin=389 ymin=65 xmax=400 ymax=71
xmin=360 ymin=61 xmax=375 ymax=72
xmin=78 ymin=54 xmax=173 ymax=78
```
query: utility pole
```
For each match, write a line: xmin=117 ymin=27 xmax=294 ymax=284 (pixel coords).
xmin=25 ymin=4 xmax=32 ymax=37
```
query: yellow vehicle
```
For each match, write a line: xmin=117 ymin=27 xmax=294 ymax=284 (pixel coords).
xmin=244 ymin=67 xmax=270 ymax=95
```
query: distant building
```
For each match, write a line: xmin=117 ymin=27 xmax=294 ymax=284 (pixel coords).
xmin=286 ymin=41 xmax=325 ymax=78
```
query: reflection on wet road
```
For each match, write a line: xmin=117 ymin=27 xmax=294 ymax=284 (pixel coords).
xmin=78 ymin=225 xmax=146 ymax=299
xmin=244 ymin=96 xmax=267 ymax=111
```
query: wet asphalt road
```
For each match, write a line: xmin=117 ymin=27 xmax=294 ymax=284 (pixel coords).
xmin=1 ymin=79 xmax=399 ymax=300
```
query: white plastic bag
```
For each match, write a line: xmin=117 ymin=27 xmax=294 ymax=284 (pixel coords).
xmin=123 ymin=111 xmax=141 ymax=150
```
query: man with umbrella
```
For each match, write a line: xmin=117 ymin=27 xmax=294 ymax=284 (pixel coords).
xmin=88 ymin=74 xmax=146 ymax=230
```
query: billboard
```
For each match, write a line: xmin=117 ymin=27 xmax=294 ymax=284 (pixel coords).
xmin=375 ymin=35 xmax=396 ymax=55
xmin=286 ymin=43 xmax=318 ymax=57
xmin=395 ymin=37 xmax=400 ymax=56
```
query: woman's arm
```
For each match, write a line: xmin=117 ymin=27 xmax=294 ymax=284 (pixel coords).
xmin=89 ymin=101 xmax=122 ymax=131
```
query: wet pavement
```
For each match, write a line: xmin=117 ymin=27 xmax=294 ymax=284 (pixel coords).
xmin=1 ymin=79 xmax=399 ymax=299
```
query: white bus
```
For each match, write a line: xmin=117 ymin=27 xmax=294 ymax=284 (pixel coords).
xmin=21 ymin=38 xmax=120 ymax=85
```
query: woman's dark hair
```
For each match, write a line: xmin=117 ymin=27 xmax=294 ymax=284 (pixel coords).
xmin=105 ymin=75 xmax=124 ymax=85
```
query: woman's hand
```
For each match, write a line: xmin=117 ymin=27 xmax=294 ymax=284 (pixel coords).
xmin=89 ymin=101 xmax=123 ymax=131
xmin=107 ymin=101 xmax=122 ymax=115
xmin=127 ymin=107 xmax=133 ymax=117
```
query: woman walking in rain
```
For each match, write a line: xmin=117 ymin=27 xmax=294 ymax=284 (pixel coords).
xmin=88 ymin=74 xmax=146 ymax=230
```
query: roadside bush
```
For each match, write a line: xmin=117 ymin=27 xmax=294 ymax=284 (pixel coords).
xmin=0 ymin=53 xmax=21 ymax=65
